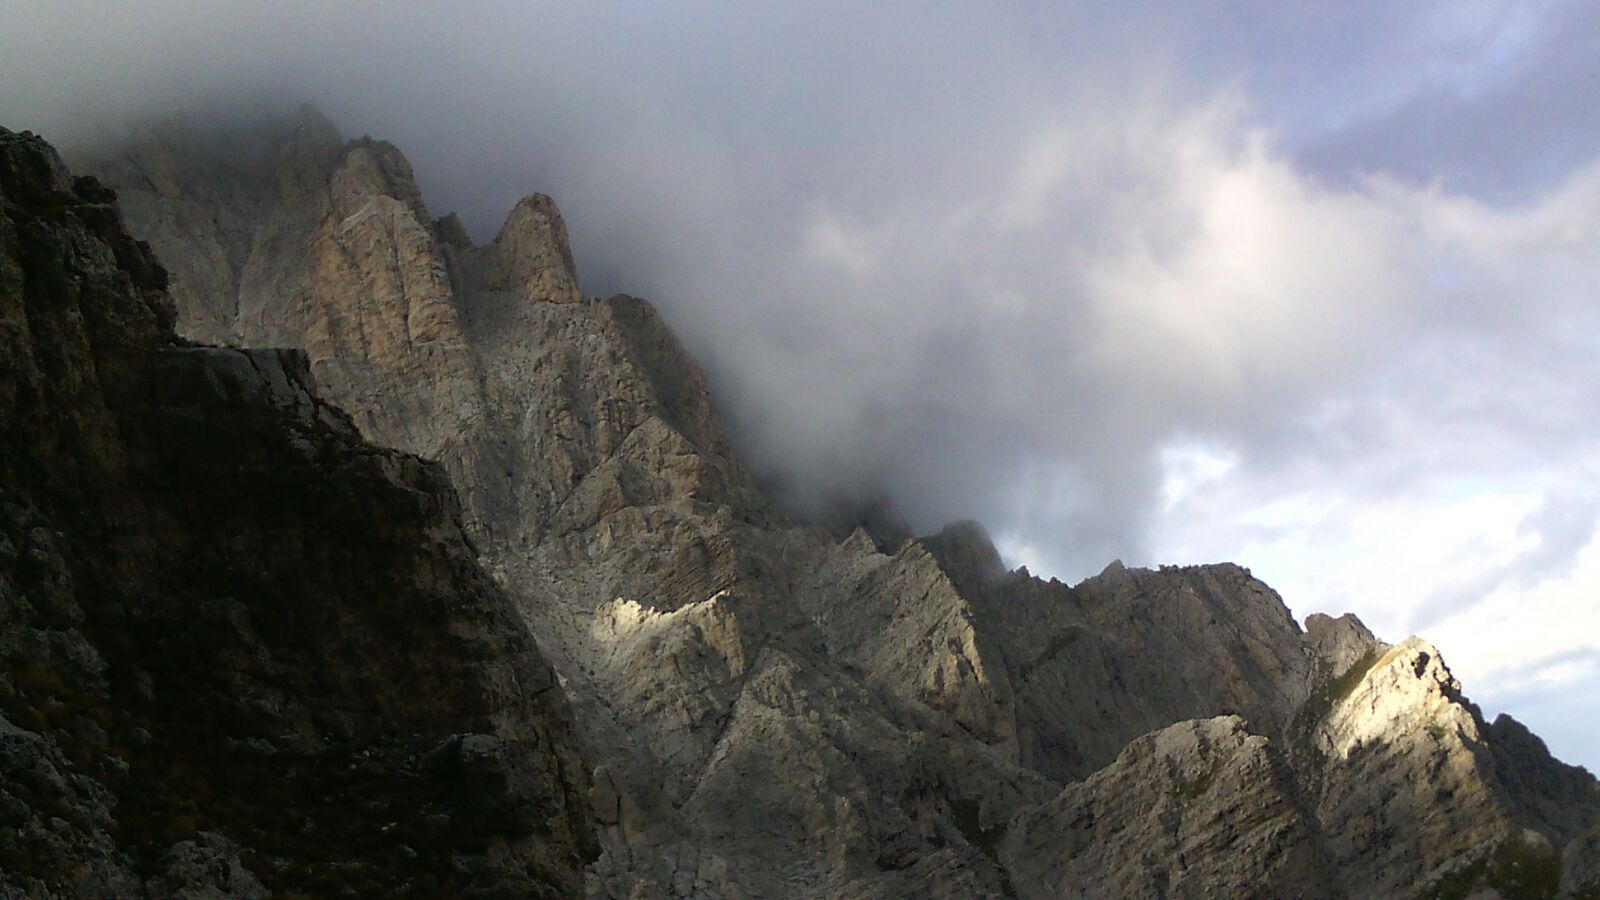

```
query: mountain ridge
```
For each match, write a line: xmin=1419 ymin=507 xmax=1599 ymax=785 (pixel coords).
xmin=2 ymin=109 xmax=1593 ymax=897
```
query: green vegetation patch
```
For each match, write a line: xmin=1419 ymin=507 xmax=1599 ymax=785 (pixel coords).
xmin=1290 ymin=646 xmax=1393 ymax=761
xmin=950 ymin=796 xmax=1007 ymax=859
xmin=948 ymin=796 xmax=1017 ymax=898
xmin=1018 ymin=626 xmax=1085 ymax=680
xmin=1168 ymin=757 xmax=1226 ymax=805
xmin=1420 ymin=835 xmax=1563 ymax=900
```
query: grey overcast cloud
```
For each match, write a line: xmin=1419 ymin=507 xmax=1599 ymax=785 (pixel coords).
xmin=3 ymin=1 xmax=1597 ymax=770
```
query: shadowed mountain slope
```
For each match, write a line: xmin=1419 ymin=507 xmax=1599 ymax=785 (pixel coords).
xmin=0 ymin=127 xmax=594 ymax=897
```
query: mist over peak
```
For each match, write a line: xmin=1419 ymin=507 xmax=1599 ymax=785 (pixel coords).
xmin=6 ymin=1 xmax=1600 ymax=771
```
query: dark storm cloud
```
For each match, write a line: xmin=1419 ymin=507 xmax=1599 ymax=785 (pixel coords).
xmin=1292 ymin=1 xmax=1600 ymax=200
xmin=1 ymin=0 xmax=1593 ymax=568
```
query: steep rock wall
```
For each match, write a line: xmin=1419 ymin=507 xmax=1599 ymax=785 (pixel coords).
xmin=0 ymin=127 xmax=595 ymax=897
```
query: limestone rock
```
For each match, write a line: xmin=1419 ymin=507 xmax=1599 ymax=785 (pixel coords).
xmin=970 ymin=559 xmax=1312 ymax=781
xmin=1001 ymin=717 xmax=1327 ymax=899
xmin=477 ymin=193 xmax=582 ymax=302
xmin=145 ymin=833 xmax=269 ymax=900
xmin=0 ymin=127 xmax=594 ymax=896
xmin=61 ymin=111 xmax=1600 ymax=899
xmin=1303 ymin=638 xmax=1586 ymax=897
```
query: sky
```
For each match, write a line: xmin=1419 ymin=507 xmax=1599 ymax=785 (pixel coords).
xmin=2 ymin=1 xmax=1597 ymax=771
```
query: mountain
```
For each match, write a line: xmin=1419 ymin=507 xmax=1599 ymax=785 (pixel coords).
xmin=0 ymin=128 xmax=592 ymax=896
xmin=1 ymin=109 xmax=1594 ymax=897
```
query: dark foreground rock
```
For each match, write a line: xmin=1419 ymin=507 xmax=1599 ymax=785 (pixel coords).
xmin=0 ymin=128 xmax=595 ymax=897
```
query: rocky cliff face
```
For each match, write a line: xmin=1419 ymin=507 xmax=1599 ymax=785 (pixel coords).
xmin=0 ymin=128 xmax=594 ymax=897
xmin=31 ymin=110 xmax=1600 ymax=897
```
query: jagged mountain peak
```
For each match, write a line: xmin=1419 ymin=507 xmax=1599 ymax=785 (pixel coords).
xmin=922 ymin=519 xmax=1006 ymax=583
xmin=477 ymin=190 xmax=581 ymax=302
xmin=434 ymin=209 xmax=472 ymax=245
xmin=288 ymin=102 xmax=341 ymax=144
xmin=329 ymin=136 xmax=431 ymax=218
xmin=9 ymin=117 xmax=1598 ymax=898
